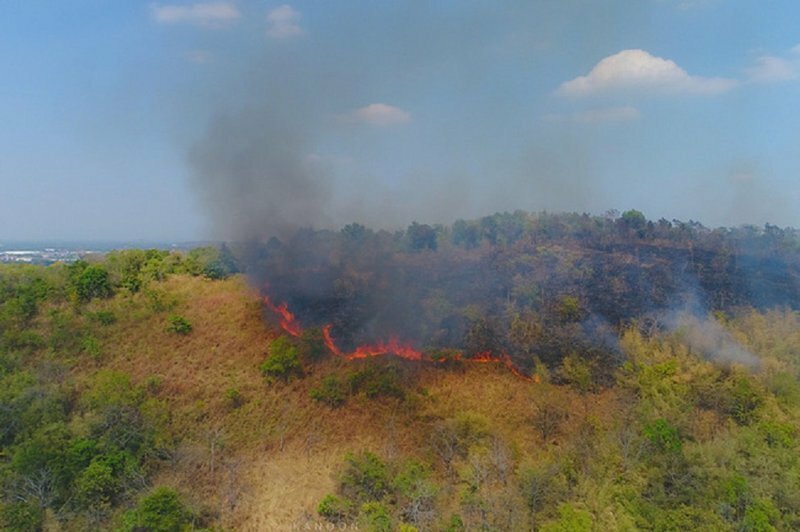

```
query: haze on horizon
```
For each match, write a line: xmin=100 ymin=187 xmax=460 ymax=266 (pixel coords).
xmin=2 ymin=1 xmax=799 ymax=242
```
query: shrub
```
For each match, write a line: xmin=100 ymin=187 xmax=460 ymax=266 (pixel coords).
xmin=644 ymin=419 xmax=682 ymax=454
xmin=359 ymin=501 xmax=393 ymax=532
xmin=226 ymin=387 xmax=244 ymax=409
xmin=728 ymin=376 xmax=763 ymax=426
xmin=187 ymin=245 xmax=239 ymax=280
xmin=393 ymin=460 xmax=438 ymax=526
xmin=540 ymin=503 xmax=593 ymax=532
xmin=532 ymin=402 xmax=567 ymax=441
xmin=0 ymin=502 xmax=43 ymax=532
xmin=519 ymin=464 xmax=567 ymax=515
xmin=318 ymin=494 xmax=354 ymax=524
xmin=428 ymin=412 xmax=490 ymax=471
xmin=347 ymin=363 xmax=406 ymax=400
xmin=72 ymin=263 xmax=113 ymax=302
xmin=298 ymin=328 xmax=328 ymax=363
xmin=89 ymin=310 xmax=117 ymax=326
xmin=444 ymin=514 xmax=465 ymax=531
xmin=75 ymin=456 xmax=121 ymax=507
xmin=260 ymin=336 xmax=303 ymax=382
xmin=310 ymin=375 xmax=346 ymax=407
xmin=119 ymin=486 xmax=193 ymax=532
xmin=166 ymin=315 xmax=192 ymax=335
xmin=341 ymin=452 xmax=391 ymax=502
xmin=81 ymin=335 xmax=102 ymax=360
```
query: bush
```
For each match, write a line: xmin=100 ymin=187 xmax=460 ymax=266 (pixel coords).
xmin=72 ymin=263 xmax=113 ymax=302
xmin=187 ymin=245 xmax=239 ymax=280
xmin=727 ymin=376 xmax=763 ymax=426
xmin=226 ymin=387 xmax=244 ymax=409
xmin=260 ymin=336 xmax=303 ymax=382
xmin=166 ymin=315 xmax=192 ymax=335
xmin=298 ymin=328 xmax=328 ymax=364
xmin=359 ymin=501 xmax=393 ymax=531
xmin=0 ymin=502 xmax=43 ymax=532
xmin=644 ymin=419 xmax=682 ymax=454
xmin=519 ymin=464 xmax=567 ymax=516
xmin=119 ymin=486 xmax=193 ymax=532
xmin=393 ymin=460 xmax=438 ymax=526
xmin=540 ymin=503 xmax=593 ymax=532
xmin=318 ymin=494 xmax=354 ymax=524
xmin=428 ymin=412 xmax=490 ymax=471
xmin=346 ymin=363 xmax=406 ymax=400
xmin=340 ymin=452 xmax=391 ymax=502
xmin=310 ymin=375 xmax=347 ymax=407
xmin=81 ymin=335 xmax=102 ymax=360
xmin=89 ymin=310 xmax=117 ymax=326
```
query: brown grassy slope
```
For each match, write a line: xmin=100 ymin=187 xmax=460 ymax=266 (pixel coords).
xmin=84 ymin=275 xmax=622 ymax=529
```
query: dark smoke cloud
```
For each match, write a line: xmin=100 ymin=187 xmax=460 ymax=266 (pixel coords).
xmin=188 ymin=107 xmax=332 ymax=240
xmin=184 ymin=2 xmax=620 ymax=241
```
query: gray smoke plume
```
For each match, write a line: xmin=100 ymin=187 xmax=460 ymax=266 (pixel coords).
xmin=669 ymin=313 xmax=759 ymax=367
xmin=182 ymin=2 xmax=618 ymax=241
xmin=188 ymin=107 xmax=332 ymax=240
xmin=663 ymin=293 xmax=759 ymax=367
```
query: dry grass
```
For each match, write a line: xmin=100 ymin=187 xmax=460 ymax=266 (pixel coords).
xmin=72 ymin=274 xmax=623 ymax=529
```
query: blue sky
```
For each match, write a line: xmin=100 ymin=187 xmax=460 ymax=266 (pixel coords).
xmin=1 ymin=1 xmax=799 ymax=241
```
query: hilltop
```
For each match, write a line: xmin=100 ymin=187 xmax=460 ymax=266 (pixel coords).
xmin=2 ymin=212 xmax=800 ymax=530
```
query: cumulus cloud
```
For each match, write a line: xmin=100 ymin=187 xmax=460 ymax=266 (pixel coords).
xmin=745 ymin=46 xmax=800 ymax=84
xmin=545 ymin=106 xmax=641 ymax=124
xmin=151 ymin=2 xmax=240 ymax=28
xmin=345 ymin=103 xmax=411 ymax=126
xmin=558 ymin=49 xmax=737 ymax=97
xmin=267 ymin=5 xmax=304 ymax=39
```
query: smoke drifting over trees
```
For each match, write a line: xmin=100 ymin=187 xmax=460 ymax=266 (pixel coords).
xmin=184 ymin=3 xmax=793 ymax=242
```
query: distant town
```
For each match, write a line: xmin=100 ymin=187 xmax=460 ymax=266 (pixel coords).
xmin=0 ymin=248 xmax=91 ymax=265
xmin=0 ymin=241 xmax=208 ymax=265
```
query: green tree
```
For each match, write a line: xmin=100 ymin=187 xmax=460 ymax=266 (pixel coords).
xmin=119 ymin=486 xmax=193 ymax=532
xmin=71 ymin=263 xmax=112 ymax=302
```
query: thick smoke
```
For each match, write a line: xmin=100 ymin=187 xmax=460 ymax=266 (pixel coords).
xmin=188 ymin=107 xmax=331 ymax=240
xmin=184 ymin=3 xmax=614 ymax=241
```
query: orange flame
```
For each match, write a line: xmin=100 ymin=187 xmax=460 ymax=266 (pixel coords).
xmin=322 ymin=325 xmax=342 ymax=356
xmin=322 ymin=325 xmax=424 ymax=361
xmin=262 ymin=296 xmax=302 ymax=337
xmin=265 ymin=297 xmax=531 ymax=381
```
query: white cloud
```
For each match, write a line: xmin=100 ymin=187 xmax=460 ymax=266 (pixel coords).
xmin=345 ymin=103 xmax=411 ymax=126
xmin=151 ymin=2 xmax=240 ymax=28
xmin=267 ymin=5 xmax=304 ymax=39
xmin=745 ymin=55 xmax=798 ymax=83
xmin=745 ymin=45 xmax=800 ymax=84
xmin=545 ymin=106 xmax=641 ymax=124
xmin=558 ymin=49 xmax=737 ymax=97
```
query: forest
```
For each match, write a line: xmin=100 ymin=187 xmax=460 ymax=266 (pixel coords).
xmin=2 ymin=210 xmax=800 ymax=531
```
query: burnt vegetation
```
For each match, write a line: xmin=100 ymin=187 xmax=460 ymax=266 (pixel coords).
xmin=255 ymin=209 xmax=800 ymax=375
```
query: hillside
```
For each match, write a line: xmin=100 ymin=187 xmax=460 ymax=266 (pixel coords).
xmin=2 ymin=214 xmax=800 ymax=530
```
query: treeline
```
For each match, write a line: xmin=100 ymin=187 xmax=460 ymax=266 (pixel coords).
xmin=0 ymin=246 xmax=237 ymax=531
